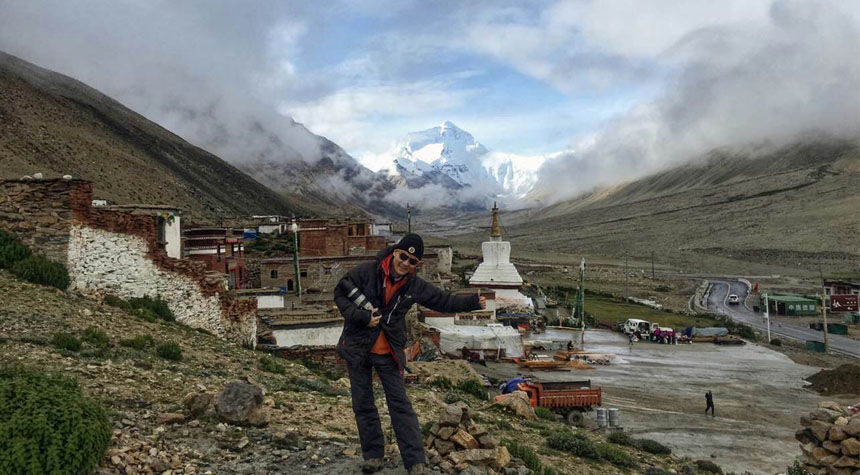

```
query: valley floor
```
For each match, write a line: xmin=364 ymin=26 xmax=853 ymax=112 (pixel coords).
xmin=475 ymin=329 xmax=858 ymax=475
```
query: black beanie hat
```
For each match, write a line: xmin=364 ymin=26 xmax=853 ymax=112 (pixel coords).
xmin=394 ymin=233 xmax=424 ymax=260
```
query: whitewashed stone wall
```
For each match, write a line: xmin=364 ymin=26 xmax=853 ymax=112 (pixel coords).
xmin=67 ymin=224 xmax=236 ymax=339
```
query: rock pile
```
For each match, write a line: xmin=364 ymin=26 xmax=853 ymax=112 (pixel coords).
xmin=796 ymin=401 xmax=860 ymax=474
xmin=424 ymin=402 xmax=527 ymax=475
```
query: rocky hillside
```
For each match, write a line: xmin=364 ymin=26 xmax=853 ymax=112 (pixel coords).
xmin=0 ymin=51 xmax=315 ymax=221
xmin=445 ymin=136 xmax=860 ymax=277
xmin=0 ymin=269 xmax=715 ymax=475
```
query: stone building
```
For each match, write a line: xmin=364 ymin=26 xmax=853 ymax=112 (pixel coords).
xmin=0 ymin=177 xmax=256 ymax=346
xmin=182 ymin=227 xmax=247 ymax=290
xmin=260 ymin=251 xmax=444 ymax=293
xmin=296 ymin=217 xmax=388 ymax=257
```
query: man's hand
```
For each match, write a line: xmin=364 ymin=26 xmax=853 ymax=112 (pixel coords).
xmin=368 ymin=308 xmax=382 ymax=328
xmin=478 ymin=296 xmax=487 ymax=309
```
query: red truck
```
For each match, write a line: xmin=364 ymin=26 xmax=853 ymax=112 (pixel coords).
xmin=517 ymin=379 xmax=602 ymax=426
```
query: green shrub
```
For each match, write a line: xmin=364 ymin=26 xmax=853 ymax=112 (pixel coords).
xmin=428 ymin=376 xmax=453 ymax=390
xmin=456 ymin=378 xmax=489 ymax=401
xmin=156 ymin=341 xmax=182 ymax=361
xmin=10 ymin=255 xmax=70 ymax=290
xmin=595 ymin=443 xmax=637 ymax=468
xmin=82 ymin=327 xmax=109 ymax=348
xmin=276 ymin=376 xmax=348 ymax=397
xmin=51 ymin=332 xmax=81 ymax=352
xmin=444 ymin=390 xmax=467 ymax=405
xmin=258 ymin=355 xmax=286 ymax=374
xmin=0 ymin=366 xmax=111 ymax=474
xmin=546 ymin=431 xmax=597 ymax=458
xmin=0 ymin=231 xmax=31 ymax=269
xmin=535 ymin=407 xmax=556 ymax=421
xmin=637 ymin=438 xmax=672 ymax=455
xmin=770 ymin=338 xmax=782 ymax=347
xmin=421 ymin=420 xmax=434 ymax=438
xmin=119 ymin=334 xmax=154 ymax=350
xmin=103 ymin=294 xmax=174 ymax=322
xmin=695 ymin=460 xmax=724 ymax=474
xmin=645 ymin=468 xmax=672 ymax=475
xmin=607 ymin=430 xmax=635 ymax=446
xmin=502 ymin=439 xmax=543 ymax=473
xmin=786 ymin=461 xmax=814 ymax=475
xmin=734 ymin=324 xmax=757 ymax=341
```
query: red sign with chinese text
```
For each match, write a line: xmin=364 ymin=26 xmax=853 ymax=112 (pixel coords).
xmin=830 ymin=294 xmax=859 ymax=312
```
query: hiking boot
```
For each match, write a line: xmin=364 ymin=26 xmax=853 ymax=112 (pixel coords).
xmin=407 ymin=463 xmax=426 ymax=475
xmin=362 ymin=457 xmax=383 ymax=474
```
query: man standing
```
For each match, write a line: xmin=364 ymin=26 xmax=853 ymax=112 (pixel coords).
xmin=705 ymin=391 xmax=715 ymax=417
xmin=334 ymin=234 xmax=485 ymax=474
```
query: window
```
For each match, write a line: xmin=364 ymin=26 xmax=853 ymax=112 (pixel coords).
xmin=270 ymin=270 xmax=278 ymax=279
xmin=300 ymin=270 xmax=308 ymax=278
xmin=287 ymin=279 xmax=294 ymax=291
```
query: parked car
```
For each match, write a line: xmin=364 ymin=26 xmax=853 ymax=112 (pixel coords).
xmin=728 ymin=294 xmax=740 ymax=305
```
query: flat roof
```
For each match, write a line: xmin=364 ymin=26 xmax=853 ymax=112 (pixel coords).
xmin=767 ymin=295 xmax=818 ymax=303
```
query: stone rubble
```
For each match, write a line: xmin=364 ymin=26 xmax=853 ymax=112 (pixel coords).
xmin=796 ymin=401 xmax=860 ymax=475
xmin=424 ymin=402 xmax=527 ymax=475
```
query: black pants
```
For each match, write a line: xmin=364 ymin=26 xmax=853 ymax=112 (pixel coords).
xmin=706 ymin=402 xmax=714 ymax=416
xmin=347 ymin=353 xmax=425 ymax=469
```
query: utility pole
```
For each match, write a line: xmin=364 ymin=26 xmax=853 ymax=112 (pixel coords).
xmin=407 ymin=203 xmax=412 ymax=234
xmin=651 ymin=251 xmax=655 ymax=279
xmin=290 ymin=216 xmax=301 ymax=299
xmin=819 ymin=263 xmax=828 ymax=353
xmin=579 ymin=258 xmax=586 ymax=349
xmin=624 ymin=252 xmax=629 ymax=301
xmin=763 ymin=291 xmax=771 ymax=343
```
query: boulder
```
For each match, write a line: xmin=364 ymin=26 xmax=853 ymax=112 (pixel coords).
xmin=451 ymin=429 xmax=480 ymax=450
xmin=811 ymin=447 xmax=839 ymax=465
xmin=492 ymin=446 xmax=512 ymax=469
xmin=156 ymin=413 xmax=185 ymax=424
xmin=438 ymin=426 xmax=457 ymax=440
xmin=812 ymin=421 xmax=834 ymax=441
xmin=835 ymin=417 xmax=849 ymax=427
xmin=215 ymin=381 xmax=268 ymax=427
xmin=830 ymin=426 xmax=848 ymax=442
xmin=840 ymin=437 xmax=860 ymax=456
xmin=843 ymin=418 xmax=860 ymax=437
xmin=493 ymin=391 xmax=537 ymax=420
xmin=439 ymin=405 xmax=464 ymax=426
xmin=448 ymin=448 xmax=497 ymax=466
xmin=478 ymin=434 xmax=498 ymax=449
xmin=183 ymin=391 xmax=214 ymax=417
xmin=823 ymin=440 xmax=843 ymax=453
xmin=818 ymin=402 xmax=847 ymax=414
xmin=833 ymin=456 xmax=860 ymax=468
xmin=797 ymin=429 xmax=816 ymax=444
xmin=811 ymin=409 xmax=843 ymax=423
xmin=434 ymin=438 xmax=455 ymax=455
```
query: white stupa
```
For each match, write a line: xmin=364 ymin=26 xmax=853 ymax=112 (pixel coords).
xmin=469 ymin=202 xmax=533 ymax=310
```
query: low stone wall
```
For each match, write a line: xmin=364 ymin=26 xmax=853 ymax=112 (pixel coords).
xmin=68 ymin=224 xmax=256 ymax=346
xmin=0 ymin=179 xmax=91 ymax=263
xmin=796 ymin=401 xmax=860 ymax=474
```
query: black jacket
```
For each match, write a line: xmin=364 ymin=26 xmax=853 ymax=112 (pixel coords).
xmin=334 ymin=246 xmax=480 ymax=369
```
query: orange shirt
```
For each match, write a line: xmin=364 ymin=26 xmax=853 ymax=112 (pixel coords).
xmin=370 ymin=254 xmax=409 ymax=355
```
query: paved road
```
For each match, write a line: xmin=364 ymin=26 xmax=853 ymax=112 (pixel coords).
xmin=706 ymin=279 xmax=859 ymax=358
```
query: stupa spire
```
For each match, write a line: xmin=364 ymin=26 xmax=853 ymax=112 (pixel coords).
xmin=490 ymin=201 xmax=502 ymax=241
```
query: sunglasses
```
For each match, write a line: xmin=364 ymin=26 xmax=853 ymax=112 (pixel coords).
xmin=396 ymin=251 xmax=420 ymax=266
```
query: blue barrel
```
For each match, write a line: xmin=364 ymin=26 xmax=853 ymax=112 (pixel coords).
xmin=608 ymin=408 xmax=619 ymax=427
xmin=596 ymin=408 xmax=607 ymax=428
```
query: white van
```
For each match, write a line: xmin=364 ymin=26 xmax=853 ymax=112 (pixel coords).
xmin=622 ymin=319 xmax=654 ymax=338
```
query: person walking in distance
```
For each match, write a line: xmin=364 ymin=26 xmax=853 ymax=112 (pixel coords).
xmin=334 ymin=234 xmax=486 ymax=474
xmin=705 ymin=391 xmax=715 ymax=417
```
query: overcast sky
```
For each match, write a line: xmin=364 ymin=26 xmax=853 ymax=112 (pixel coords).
xmin=1 ymin=0 xmax=858 ymax=202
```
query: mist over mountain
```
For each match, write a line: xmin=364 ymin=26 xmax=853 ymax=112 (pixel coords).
xmin=376 ymin=121 xmax=544 ymax=210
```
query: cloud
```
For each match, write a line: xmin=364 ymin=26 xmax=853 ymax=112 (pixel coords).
xmin=535 ymin=0 xmax=860 ymax=204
